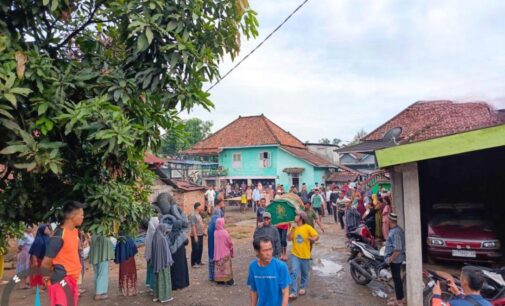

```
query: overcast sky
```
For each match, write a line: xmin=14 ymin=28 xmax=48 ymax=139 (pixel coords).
xmin=181 ymin=0 xmax=505 ymax=144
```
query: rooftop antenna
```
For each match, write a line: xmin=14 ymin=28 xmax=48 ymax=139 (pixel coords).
xmin=382 ymin=127 xmax=402 ymax=145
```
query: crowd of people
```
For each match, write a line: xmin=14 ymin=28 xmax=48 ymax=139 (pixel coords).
xmin=1 ymin=179 xmax=490 ymax=306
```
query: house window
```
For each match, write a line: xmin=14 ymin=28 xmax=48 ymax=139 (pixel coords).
xmin=259 ymin=151 xmax=271 ymax=168
xmin=232 ymin=153 xmax=242 ymax=168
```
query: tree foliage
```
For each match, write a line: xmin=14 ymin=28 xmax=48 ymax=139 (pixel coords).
xmin=332 ymin=138 xmax=342 ymax=146
xmin=159 ymin=118 xmax=212 ymax=156
xmin=318 ymin=138 xmax=330 ymax=145
xmin=0 ymin=0 xmax=258 ymax=249
xmin=318 ymin=138 xmax=341 ymax=146
xmin=350 ymin=129 xmax=368 ymax=145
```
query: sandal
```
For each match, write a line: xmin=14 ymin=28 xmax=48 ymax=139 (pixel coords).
xmin=298 ymin=289 xmax=306 ymax=295
xmin=289 ymin=294 xmax=297 ymax=299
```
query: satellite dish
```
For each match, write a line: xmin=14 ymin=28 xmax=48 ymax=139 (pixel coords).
xmin=383 ymin=127 xmax=402 ymax=144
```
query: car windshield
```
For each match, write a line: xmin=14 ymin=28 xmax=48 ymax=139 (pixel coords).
xmin=430 ymin=208 xmax=489 ymax=227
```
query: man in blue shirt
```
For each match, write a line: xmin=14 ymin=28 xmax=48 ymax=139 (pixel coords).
xmin=431 ymin=266 xmax=492 ymax=306
xmin=247 ymin=237 xmax=290 ymax=306
xmin=384 ymin=212 xmax=406 ymax=306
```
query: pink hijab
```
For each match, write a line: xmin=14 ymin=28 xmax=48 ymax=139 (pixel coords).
xmin=213 ymin=218 xmax=233 ymax=262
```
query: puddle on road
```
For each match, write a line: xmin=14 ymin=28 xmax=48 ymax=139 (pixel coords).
xmin=312 ymin=258 xmax=343 ymax=276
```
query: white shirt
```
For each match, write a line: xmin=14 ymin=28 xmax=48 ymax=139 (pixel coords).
xmin=325 ymin=190 xmax=332 ymax=202
xmin=205 ymin=189 xmax=215 ymax=204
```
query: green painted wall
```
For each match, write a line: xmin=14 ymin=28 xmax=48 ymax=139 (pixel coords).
xmin=219 ymin=147 xmax=278 ymax=177
xmin=371 ymin=182 xmax=391 ymax=194
xmin=277 ymin=148 xmax=321 ymax=188
xmin=314 ymin=168 xmax=326 ymax=187
xmin=218 ymin=146 xmax=330 ymax=189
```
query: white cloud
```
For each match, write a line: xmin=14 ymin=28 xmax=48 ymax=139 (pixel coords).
xmin=182 ymin=0 xmax=505 ymax=142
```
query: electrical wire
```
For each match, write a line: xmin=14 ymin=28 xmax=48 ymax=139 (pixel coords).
xmin=206 ymin=0 xmax=311 ymax=92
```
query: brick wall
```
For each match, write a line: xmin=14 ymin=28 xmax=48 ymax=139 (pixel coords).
xmin=173 ymin=190 xmax=205 ymax=215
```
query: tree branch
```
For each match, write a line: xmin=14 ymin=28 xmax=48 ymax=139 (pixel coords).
xmin=55 ymin=0 xmax=106 ymax=50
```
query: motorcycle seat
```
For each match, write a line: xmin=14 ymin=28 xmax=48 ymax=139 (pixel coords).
xmin=359 ymin=243 xmax=384 ymax=260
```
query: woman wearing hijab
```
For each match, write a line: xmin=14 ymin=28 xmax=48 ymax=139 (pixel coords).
xmin=88 ymin=235 xmax=115 ymax=300
xmin=144 ymin=217 xmax=159 ymax=291
xmin=207 ymin=210 xmax=220 ymax=281
xmin=29 ymin=224 xmax=50 ymax=288
xmin=17 ymin=227 xmax=34 ymax=289
xmin=77 ymin=231 xmax=88 ymax=296
xmin=363 ymin=201 xmax=376 ymax=236
xmin=213 ymin=218 xmax=234 ymax=285
xmin=370 ymin=194 xmax=381 ymax=239
xmin=152 ymin=223 xmax=174 ymax=303
xmin=382 ymin=196 xmax=392 ymax=241
xmin=115 ymin=235 xmax=138 ymax=296
xmin=169 ymin=218 xmax=190 ymax=290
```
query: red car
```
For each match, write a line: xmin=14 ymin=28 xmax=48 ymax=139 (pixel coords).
xmin=426 ymin=203 xmax=502 ymax=264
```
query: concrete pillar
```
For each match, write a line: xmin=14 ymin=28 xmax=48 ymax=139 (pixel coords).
xmin=402 ymin=162 xmax=423 ymax=305
xmin=392 ymin=167 xmax=405 ymax=229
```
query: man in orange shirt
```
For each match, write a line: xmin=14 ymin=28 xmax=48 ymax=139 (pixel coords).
xmin=42 ymin=201 xmax=85 ymax=306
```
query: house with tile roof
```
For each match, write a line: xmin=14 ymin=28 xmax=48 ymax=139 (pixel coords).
xmin=183 ymin=114 xmax=346 ymax=190
xmin=335 ymin=100 xmax=505 ymax=192
xmin=337 ymin=100 xmax=504 ymax=156
xmin=371 ymin=102 xmax=505 ymax=305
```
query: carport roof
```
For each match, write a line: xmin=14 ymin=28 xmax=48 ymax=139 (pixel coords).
xmin=376 ymin=124 xmax=505 ymax=167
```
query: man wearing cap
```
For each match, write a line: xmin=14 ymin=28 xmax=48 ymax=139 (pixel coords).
xmin=253 ymin=212 xmax=281 ymax=258
xmin=287 ymin=211 xmax=319 ymax=299
xmin=384 ymin=212 xmax=406 ymax=306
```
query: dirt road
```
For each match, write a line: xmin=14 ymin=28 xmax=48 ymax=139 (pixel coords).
xmin=1 ymin=206 xmax=388 ymax=305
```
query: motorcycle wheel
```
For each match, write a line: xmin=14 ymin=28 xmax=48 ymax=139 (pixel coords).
xmin=350 ymin=257 xmax=372 ymax=285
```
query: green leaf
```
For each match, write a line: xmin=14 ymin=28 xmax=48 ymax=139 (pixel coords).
xmin=5 ymin=74 xmax=15 ymax=89
xmin=49 ymin=149 xmax=58 ymax=158
xmin=45 ymin=120 xmax=54 ymax=131
xmin=166 ymin=21 xmax=178 ymax=31
xmin=10 ymin=87 xmax=32 ymax=96
xmin=38 ymin=141 xmax=65 ymax=149
xmin=0 ymin=109 xmax=13 ymax=119
xmin=14 ymin=162 xmax=36 ymax=171
xmin=51 ymin=0 xmax=58 ymax=11
xmin=136 ymin=34 xmax=148 ymax=52
xmin=145 ymin=27 xmax=153 ymax=44
xmin=49 ymin=163 xmax=59 ymax=174
xmin=0 ymin=144 xmax=28 ymax=154
xmin=0 ymin=119 xmax=21 ymax=132
xmin=3 ymin=93 xmax=16 ymax=107
xmin=38 ymin=103 xmax=49 ymax=115
xmin=43 ymin=0 xmax=50 ymax=5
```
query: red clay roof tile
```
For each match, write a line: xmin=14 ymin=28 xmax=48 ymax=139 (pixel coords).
xmin=183 ymin=115 xmax=305 ymax=155
xmin=363 ymin=101 xmax=503 ymax=144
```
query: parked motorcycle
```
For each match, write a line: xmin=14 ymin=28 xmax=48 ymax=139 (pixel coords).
xmin=348 ymin=240 xmax=406 ymax=292
xmin=423 ymin=267 xmax=505 ymax=306
xmin=346 ymin=224 xmax=376 ymax=249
